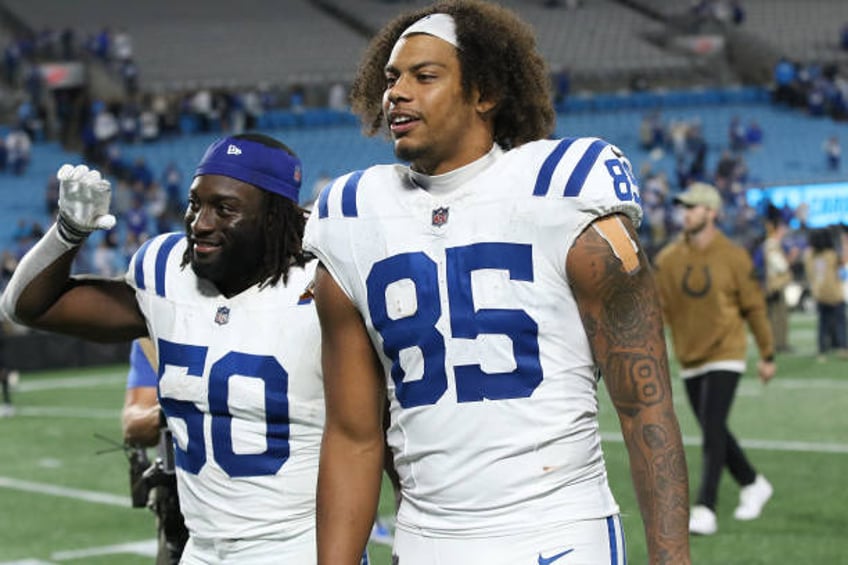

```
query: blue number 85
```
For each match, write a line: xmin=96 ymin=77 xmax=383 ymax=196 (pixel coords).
xmin=366 ymin=242 xmax=542 ymax=408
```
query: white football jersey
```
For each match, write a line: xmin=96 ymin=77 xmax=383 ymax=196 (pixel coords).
xmin=304 ymin=138 xmax=643 ymax=537
xmin=126 ymin=234 xmax=323 ymax=541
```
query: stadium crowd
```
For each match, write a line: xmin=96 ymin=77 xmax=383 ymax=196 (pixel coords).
xmin=772 ymin=56 xmax=848 ymax=121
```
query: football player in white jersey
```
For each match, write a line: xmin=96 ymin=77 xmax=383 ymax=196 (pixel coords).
xmin=304 ymin=2 xmax=691 ymax=564
xmin=1 ymin=133 xmax=327 ymax=564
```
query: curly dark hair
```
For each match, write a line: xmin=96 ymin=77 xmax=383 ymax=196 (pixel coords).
xmin=350 ymin=0 xmax=555 ymax=150
xmin=181 ymin=132 xmax=308 ymax=288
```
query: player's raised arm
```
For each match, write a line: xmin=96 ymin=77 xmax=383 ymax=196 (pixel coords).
xmin=0 ymin=164 xmax=146 ymax=341
xmin=312 ymin=263 xmax=386 ymax=565
xmin=567 ymin=213 xmax=691 ymax=565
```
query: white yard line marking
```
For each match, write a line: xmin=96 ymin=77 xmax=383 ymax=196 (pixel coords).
xmin=667 ymin=378 xmax=848 ymax=399
xmin=51 ymin=539 xmax=157 ymax=560
xmin=0 ymin=540 xmax=157 ymax=565
xmin=661 ymin=377 xmax=848 ymax=397
xmin=759 ymin=378 xmax=848 ymax=390
xmin=10 ymin=406 xmax=121 ymax=419
xmin=17 ymin=374 xmax=125 ymax=392
xmin=0 ymin=477 xmax=130 ymax=507
xmin=736 ymin=438 xmax=848 ymax=454
xmin=601 ymin=433 xmax=848 ymax=454
xmin=725 ymin=378 xmax=848 ymax=397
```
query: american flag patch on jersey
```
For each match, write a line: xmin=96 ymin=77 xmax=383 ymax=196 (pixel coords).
xmin=432 ymin=206 xmax=449 ymax=226
xmin=214 ymin=306 xmax=230 ymax=325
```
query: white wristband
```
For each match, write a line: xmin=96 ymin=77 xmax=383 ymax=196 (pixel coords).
xmin=0 ymin=223 xmax=79 ymax=324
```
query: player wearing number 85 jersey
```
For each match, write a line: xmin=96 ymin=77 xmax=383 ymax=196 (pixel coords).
xmin=304 ymin=2 xmax=691 ymax=564
xmin=1 ymin=133 xmax=327 ymax=564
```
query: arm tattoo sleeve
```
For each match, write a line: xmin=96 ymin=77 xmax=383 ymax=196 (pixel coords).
xmin=569 ymin=216 xmax=691 ymax=564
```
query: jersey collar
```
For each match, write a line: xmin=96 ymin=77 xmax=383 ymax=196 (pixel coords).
xmin=408 ymin=144 xmax=502 ymax=195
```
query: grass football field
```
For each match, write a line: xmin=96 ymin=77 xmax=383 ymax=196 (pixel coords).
xmin=0 ymin=312 xmax=845 ymax=564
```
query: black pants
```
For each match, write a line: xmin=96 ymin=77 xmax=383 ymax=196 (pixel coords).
xmin=0 ymin=370 xmax=9 ymax=404
xmin=817 ymin=302 xmax=847 ymax=353
xmin=685 ymin=370 xmax=757 ymax=510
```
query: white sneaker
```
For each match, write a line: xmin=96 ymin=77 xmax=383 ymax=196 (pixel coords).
xmin=734 ymin=474 xmax=773 ymax=521
xmin=689 ymin=505 xmax=717 ymax=535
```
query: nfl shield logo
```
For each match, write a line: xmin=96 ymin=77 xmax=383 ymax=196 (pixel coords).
xmin=431 ymin=206 xmax=449 ymax=227
xmin=214 ymin=306 xmax=230 ymax=325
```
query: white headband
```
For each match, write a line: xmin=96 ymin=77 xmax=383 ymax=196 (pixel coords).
xmin=399 ymin=13 xmax=459 ymax=48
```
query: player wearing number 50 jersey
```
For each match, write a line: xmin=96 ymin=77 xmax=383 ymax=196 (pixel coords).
xmin=304 ymin=2 xmax=691 ymax=564
xmin=1 ymin=133 xmax=327 ymax=564
xmin=126 ymin=232 xmax=321 ymax=545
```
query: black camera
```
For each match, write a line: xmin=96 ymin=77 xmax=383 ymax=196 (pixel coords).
xmin=128 ymin=446 xmax=151 ymax=508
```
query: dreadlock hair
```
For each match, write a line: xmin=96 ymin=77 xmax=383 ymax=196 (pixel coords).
xmin=180 ymin=132 xmax=308 ymax=288
xmin=350 ymin=0 xmax=555 ymax=150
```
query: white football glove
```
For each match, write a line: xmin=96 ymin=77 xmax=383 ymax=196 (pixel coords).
xmin=56 ymin=163 xmax=117 ymax=245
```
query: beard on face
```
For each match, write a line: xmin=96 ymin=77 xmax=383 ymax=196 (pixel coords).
xmin=396 ymin=139 xmax=442 ymax=175
xmin=684 ymin=215 xmax=708 ymax=236
xmin=189 ymin=224 xmax=265 ymax=290
xmin=394 ymin=140 xmax=420 ymax=165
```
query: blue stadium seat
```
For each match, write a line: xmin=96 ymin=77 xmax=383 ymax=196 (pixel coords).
xmin=178 ymin=114 xmax=200 ymax=135
xmin=271 ymin=111 xmax=299 ymax=129
xmin=562 ymin=95 xmax=593 ymax=113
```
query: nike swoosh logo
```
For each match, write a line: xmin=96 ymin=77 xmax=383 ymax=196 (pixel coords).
xmin=537 ymin=548 xmax=574 ymax=565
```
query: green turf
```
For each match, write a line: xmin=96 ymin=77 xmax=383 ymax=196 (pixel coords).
xmin=0 ymin=312 xmax=845 ymax=564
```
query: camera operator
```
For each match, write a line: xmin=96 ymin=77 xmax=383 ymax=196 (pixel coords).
xmin=122 ymin=337 xmax=188 ymax=565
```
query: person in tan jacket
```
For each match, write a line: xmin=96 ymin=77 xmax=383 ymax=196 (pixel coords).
xmin=803 ymin=227 xmax=847 ymax=361
xmin=763 ymin=212 xmax=795 ymax=352
xmin=655 ymin=182 xmax=776 ymax=536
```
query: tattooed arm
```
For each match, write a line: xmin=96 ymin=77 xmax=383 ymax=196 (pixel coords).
xmin=567 ymin=214 xmax=691 ymax=565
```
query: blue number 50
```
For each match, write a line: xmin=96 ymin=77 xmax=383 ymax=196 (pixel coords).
xmin=157 ymin=340 xmax=290 ymax=477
